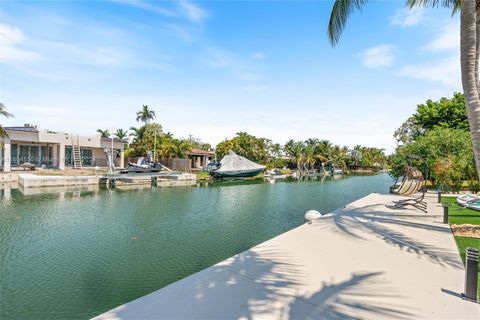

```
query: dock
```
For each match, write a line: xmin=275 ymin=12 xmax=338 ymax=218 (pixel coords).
xmin=18 ymin=172 xmax=196 ymax=189
xmin=93 ymin=192 xmax=479 ymax=319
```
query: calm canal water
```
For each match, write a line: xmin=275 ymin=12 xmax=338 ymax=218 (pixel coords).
xmin=1 ymin=173 xmax=392 ymax=319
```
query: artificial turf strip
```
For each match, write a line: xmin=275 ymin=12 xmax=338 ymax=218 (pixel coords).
xmin=454 ymin=236 xmax=480 ymax=299
xmin=441 ymin=196 xmax=480 ymax=225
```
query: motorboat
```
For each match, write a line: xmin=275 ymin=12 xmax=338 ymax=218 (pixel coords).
xmin=209 ymin=151 xmax=265 ymax=179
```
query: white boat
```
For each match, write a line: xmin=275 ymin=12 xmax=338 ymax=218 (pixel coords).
xmin=332 ymin=168 xmax=343 ymax=175
xmin=264 ymin=169 xmax=287 ymax=180
xmin=457 ymin=194 xmax=480 ymax=211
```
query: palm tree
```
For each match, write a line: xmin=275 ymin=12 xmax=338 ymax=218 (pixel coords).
xmin=114 ymin=128 xmax=128 ymax=140
xmin=97 ymin=129 xmax=110 ymax=138
xmin=327 ymin=0 xmax=480 ymax=179
xmin=136 ymin=105 xmax=156 ymax=124
xmin=284 ymin=139 xmax=305 ymax=173
xmin=0 ymin=103 xmax=13 ymax=138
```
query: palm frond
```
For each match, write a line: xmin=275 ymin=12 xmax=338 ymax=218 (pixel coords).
xmin=328 ymin=0 xmax=370 ymax=46
xmin=407 ymin=0 xmax=459 ymax=15
xmin=0 ymin=103 xmax=13 ymax=118
xmin=0 ymin=125 xmax=8 ymax=138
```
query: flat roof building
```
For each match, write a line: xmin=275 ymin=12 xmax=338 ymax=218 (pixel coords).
xmin=0 ymin=125 xmax=126 ymax=172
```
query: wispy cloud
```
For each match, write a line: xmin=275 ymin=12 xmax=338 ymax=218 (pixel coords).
xmin=178 ymin=0 xmax=207 ymax=23
xmin=0 ymin=23 xmax=41 ymax=62
xmin=251 ymin=52 xmax=265 ymax=60
xmin=390 ymin=7 xmax=426 ymax=27
xmin=108 ymin=0 xmax=174 ymax=16
xmin=398 ymin=55 xmax=460 ymax=86
xmin=44 ymin=41 xmax=128 ymax=67
xmin=205 ymin=48 xmax=261 ymax=83
xmin=359 ymin=45 xmax=395 ymax=68
xmin=423 ymin=21 xmax=459 ymax=52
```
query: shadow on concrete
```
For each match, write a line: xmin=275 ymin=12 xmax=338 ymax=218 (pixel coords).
xmin=319 ymin=201 xmax=464 ymax=270
xmin=288 ymin=271 xmax=413 ymax=319
xmin=94 ymin=247 xmax=303 ymax=319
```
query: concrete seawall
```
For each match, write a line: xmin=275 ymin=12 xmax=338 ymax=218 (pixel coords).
xmin=93 ymin=192 xmax=480 ymax=320
xmin=19 ymin=174 xmax=100 ymax=188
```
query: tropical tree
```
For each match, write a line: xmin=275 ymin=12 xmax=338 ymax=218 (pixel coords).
xmin=136 ymin=105 xmax=156 ymax=124
xmin=215 ymin=132 xmax=270 ymax=163
xmin=327 ymin=0 xmax=480 ymax=179
xmin=284 ymin=140 xmax=305 ymax=173
xmin=114 ymin=128 xmax=128 ymax=140
xmin=96 ymin=129 xmax=110 ymax=138
xmin=394 ymin=93 xmax=468 ymax=144
xmin=0 ymin=103 xmax=13 ymax=138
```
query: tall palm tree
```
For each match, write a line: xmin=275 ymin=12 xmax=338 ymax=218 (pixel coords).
xmin=97 ymin=129 xmax=110 ymax=138
xmin=0 ymin=103 xmax=13 ymax=138
xmin=114 ymin=128 xmax=128 ymax=140
xmin=328 ymin=0 xmax=480 ymax=179
xmin=136 ymin=105 xmax=156 ymax=124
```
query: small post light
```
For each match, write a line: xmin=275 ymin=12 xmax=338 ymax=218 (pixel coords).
xmin=443 ymin=204 xmax=449 ymax=224
xmin=463 ymin=247 xmax=479 ymax=302
xmin=437 ymin=191 xmax=442 ymax=203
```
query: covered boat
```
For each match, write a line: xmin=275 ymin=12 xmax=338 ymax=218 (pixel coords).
xmin=210 ymin=151 xmax=266 ymax=178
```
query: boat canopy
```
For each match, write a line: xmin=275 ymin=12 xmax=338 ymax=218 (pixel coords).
xmin=216 ymin=150 xmax=266 ymax=173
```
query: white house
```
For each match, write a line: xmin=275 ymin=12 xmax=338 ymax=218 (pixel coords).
xmin=0 ymin=125 xmax=126 ymax=172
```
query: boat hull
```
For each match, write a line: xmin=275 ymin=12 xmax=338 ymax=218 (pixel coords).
xmin=210 ymin=168 xmax=264 ymax=178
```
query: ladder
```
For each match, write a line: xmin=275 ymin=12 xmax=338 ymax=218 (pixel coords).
xmin=104 ymin=148 xmax=115 ymax=174
xmin=72 ymin=134 xmax=82 ymax=169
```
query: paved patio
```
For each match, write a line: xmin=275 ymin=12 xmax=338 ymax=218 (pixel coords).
xmin=94 ymin=192 xmax=479 ymax=319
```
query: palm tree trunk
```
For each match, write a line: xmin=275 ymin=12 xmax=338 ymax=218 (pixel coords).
xmin=461 ymin=0 xmax=480 ymax=180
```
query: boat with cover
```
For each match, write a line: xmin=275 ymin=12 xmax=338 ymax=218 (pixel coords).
xmin=210 ymin=151 xmax=266 ymax=178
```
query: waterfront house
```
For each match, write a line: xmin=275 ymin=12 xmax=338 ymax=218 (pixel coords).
xmin=0 ymin=125 xmax=126 ymax=172
xmin=188 ymin=148 xmax=215 ymax=169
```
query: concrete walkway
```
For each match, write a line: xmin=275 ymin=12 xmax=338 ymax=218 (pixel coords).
xmin=94 ymin=192 xmax=479 ymax=319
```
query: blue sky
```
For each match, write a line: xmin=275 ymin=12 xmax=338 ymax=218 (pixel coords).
xmin=0 ymin=1 xmax=461 ymax=153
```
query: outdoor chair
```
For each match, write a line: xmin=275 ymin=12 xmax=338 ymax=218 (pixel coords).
xmin=20 ymin=162 xmax=36 ymax=171
xmin=391 ymin=155 xmax=428 ymax=213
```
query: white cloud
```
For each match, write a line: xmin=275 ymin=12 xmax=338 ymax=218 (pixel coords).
xmin=398 ymin=55 xmax=460 ymax=86
xmin=390 ymin=7 xmax=426 ymax=27
xmin=424 ymin=22 xmax=459 ymax=52
xmin=0 ymin=23 xmax=40 ymax=62
xmin=359 ymin=45 xmax=395 ymax=68
xmin=109 ymin=0 xmax=174 ymax=16
xmin=251 ymin=52 xmax=265 ymax=60
xmin=178 ymin=0 xmax=207 ymax=23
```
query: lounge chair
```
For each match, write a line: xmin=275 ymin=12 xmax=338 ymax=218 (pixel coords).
xmin=20 ymin=162 xmax=36 ymax=171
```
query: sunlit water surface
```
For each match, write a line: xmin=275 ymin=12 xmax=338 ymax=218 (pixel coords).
xmin=1 ymin=173 xmax=392 ymax=319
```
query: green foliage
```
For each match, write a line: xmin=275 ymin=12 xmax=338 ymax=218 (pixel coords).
xmin=215 ymin=132 xmax=271 ymax=163
xmin=0 ymin=102 xmax=13 ymax=139
xmin=187 ymin=137 xmax=212 ymax=151
xmin=126 ymin=123 xmax=191 ymax=159
xmin=392 ymin=127 xmax=474 ymax=185
xmin=136 ymin=105 xmax=156 ymax=124
xmin=394 ymin=93 xmax=468 ymax=145
xmin=114 ymin=129 xmax=128 ymax=140
xmin=96 ymin=129 xmax=110 ymax=138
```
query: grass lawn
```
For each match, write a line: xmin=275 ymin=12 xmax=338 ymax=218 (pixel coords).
xmin=441 ymin=196 xmax=480 ymax=225
xmin=193 ymin=170 xmax=212 ymax=180
xmin=454 ymin=236 xmax=480 ymax=299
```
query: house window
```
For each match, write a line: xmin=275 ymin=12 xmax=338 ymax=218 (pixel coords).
xmin=11 ymin=144 xmax=18 ymax=165
xmin=81 ymin=148 xmax=93 ymax=166
xmin=65 ymin=147 xmax=72 ymax=165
